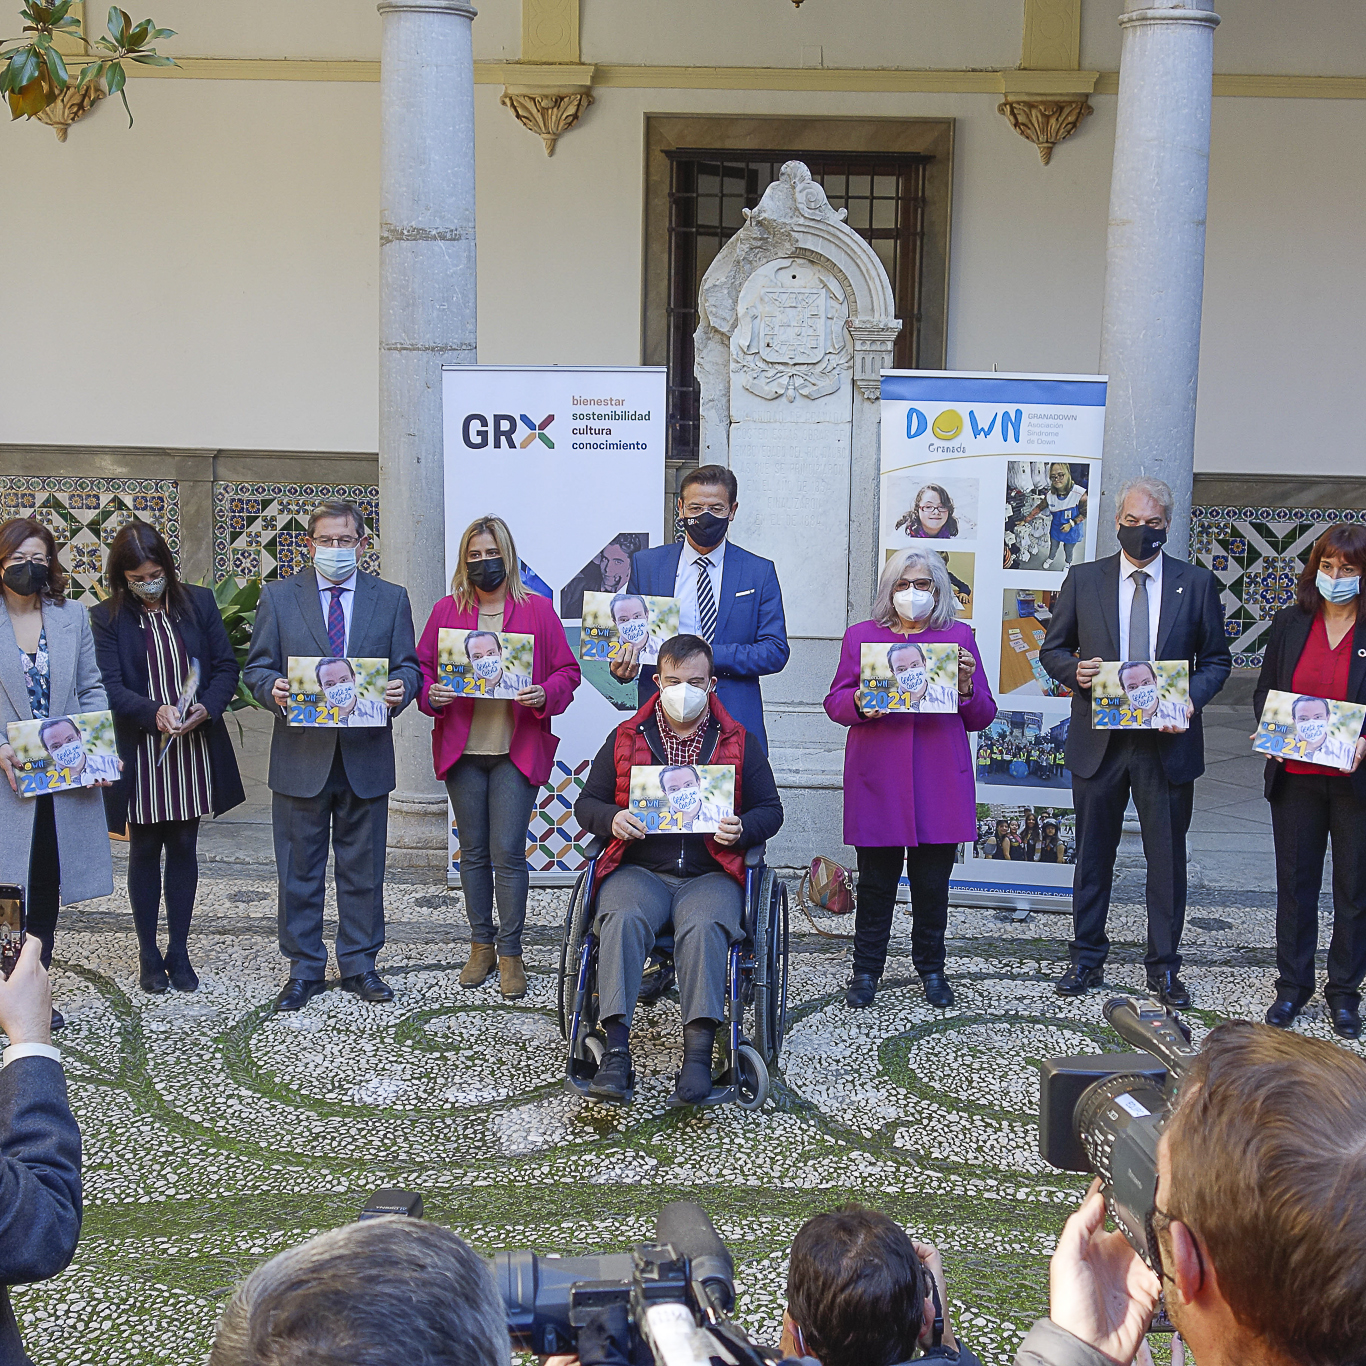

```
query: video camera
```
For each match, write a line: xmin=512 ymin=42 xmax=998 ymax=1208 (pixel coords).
xmin=493 ymin=1200 xmax=777 ymax=1366
xmin=1039 ymin=997 xmax=1201 ymax=1297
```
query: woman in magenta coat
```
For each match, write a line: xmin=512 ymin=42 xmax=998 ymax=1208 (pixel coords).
xmin=417 ymin=515 xmax=580 ymax=1000
xmin=825 ymin=548 xmax=996 ymax=1010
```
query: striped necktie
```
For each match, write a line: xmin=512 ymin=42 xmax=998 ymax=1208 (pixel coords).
xmin=696 ymin=557 xmax=717 ymax=643
xmin=327 ymin=585 xmax=347 ymax=657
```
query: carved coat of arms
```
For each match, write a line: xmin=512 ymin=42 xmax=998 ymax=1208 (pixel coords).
xmin=731 ymin=258 xmax=850 ymax=402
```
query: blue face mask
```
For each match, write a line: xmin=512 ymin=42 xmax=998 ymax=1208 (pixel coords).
xmin=314 ymin=546 xmax=358 ymax=582
xmin=1317 ymin=570 xmax=1361 ymax=604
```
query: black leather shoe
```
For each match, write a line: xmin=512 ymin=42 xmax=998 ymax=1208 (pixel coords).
xmin=1331 ymin=1004 xmax=1362 ymax=1040
xmin=587 ymin=1047 xmax=634 ymax=1104
xmin=50 ymin=1008 xmax=65 ymax=1032
xmin=275 ymin=978 xmax=327 ymax=1012
xmin=139 ymin=952 xmax=169 ymax=995
xmin=921 ymin=972 xmax=955 ymax=1008
xmin=164 ymin=950 xmax=198 ymax=993
xmin=1264 ymin=994 xmax=1304 ymax=1029
xmin=1147 ymin=970 xmax=1192 ymax=1009
xmin=340 ymin=971 xmax=394 ymax=1003
xmin=1055 ymin=964 xmax=1105 ymax=997
xmin=845 ymin=973 xmax=879 ymax=1009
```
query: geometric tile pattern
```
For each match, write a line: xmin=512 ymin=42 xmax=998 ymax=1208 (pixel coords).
xmin=0 ymin=476 xmax=180 ymax=605
xmin=212 ymin=481 xmax=381 ymax=587
xmin=1191 ymin=504 xmax=1364 ymax=668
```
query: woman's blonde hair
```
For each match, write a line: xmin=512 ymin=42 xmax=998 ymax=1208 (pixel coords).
xmin=450 ymin=516 xmax=529 ymax=610
xmin=872 ymin=549 xmax=958 ymax=630
xmin=1048 ymin=463 xmax=1075 ymax=496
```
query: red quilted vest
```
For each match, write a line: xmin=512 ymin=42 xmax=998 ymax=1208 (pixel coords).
xmin=593 ymin=694 xmax=748 ymax=886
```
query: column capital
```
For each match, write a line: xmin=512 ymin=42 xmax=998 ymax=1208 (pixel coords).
xmin=1118 ymin=5 xmax=1220 ymax=30
xmin=377 ymin=1 xmax=477 ymax=18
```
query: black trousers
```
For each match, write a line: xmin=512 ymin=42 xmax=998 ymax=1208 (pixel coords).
xmin=853 ymin=843 xmax=958 ymax=979
xmin=1269 ymin=771 xmax=1366 ymax=1009
xmin=1070 ymin=732 xmax=1193 ymax=974
xmin=27 ymin=794 xmax=60 ymax=970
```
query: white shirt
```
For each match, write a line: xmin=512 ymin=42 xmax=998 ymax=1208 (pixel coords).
xmin=316 ymin=569 xmax=358 ymax=654
xmin=1118 ymin=551 xmax=1163 ymax=661
xmin=674 ymin=539 xmax=727 ymax=637
xmin=2 ymin=1041 xmax=61 ymax=1067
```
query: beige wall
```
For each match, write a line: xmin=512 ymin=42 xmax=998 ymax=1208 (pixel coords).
xmin=1 ymin=2 xmax=1364 ymax=477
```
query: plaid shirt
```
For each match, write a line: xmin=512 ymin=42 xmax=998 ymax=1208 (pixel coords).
xmin=654 ymin=698 xmax=707 ymax=768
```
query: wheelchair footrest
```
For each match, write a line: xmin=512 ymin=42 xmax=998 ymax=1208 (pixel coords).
xmin=666 ymin=1083 xmax=737 ymax=1110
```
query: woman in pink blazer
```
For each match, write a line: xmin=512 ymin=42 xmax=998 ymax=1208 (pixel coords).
xmin=417 ymin=516 xmax=580 ymax=999
xmin=824 ymin=548 xmax=996 ymax=1011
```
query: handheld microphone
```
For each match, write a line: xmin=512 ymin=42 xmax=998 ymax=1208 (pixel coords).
xmin=655 ymin=1200 xmax=735 ymax=1315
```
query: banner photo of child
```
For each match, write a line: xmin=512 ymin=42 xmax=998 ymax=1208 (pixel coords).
xmin=628 ymin=763 xmax=735 ymax=834
xmin=999 ymin=589 xmax=1069 ymax=698
xmin=579 ymin=591 xmax=679 ymax=668
xmin=859 ymin=640 xmax=958 ymax=714
xmin=286 ymin=657 xmax=391 ymax=727
xmin=436 ymin=629 xmax=535 ymax=701
xmin=1092 ymin=660 xmax=1191 ymax=731
xmin=1253 ymin=689 xmax=1366 ymax=772
xmin=884 ymin=474 xmax=980 ymax=545
xmin=7 ymin=710 xmax=120 ymax=796
xmin=972 ymin=802 xmax=1076 ymax=864
xmin=1003 ymin=461 xmax=1090 ymax=572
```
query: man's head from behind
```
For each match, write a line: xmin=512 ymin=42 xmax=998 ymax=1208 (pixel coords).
xmin=1160 ymin=1022 xmax=1366 ymax=1366
xmin=786 ymin=1205 xmax=926 ymax=1366
xmin=209 ymin=1216 xmax=510 ymax=1366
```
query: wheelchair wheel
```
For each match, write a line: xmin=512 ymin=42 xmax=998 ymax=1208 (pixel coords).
xmin=752 ymin=870 xmax=789 ymax=1067
xmin=557 ymin=869 xmax=594 ymax=1041
xmin=735 ymin=1043 xmax=769 ymax=1111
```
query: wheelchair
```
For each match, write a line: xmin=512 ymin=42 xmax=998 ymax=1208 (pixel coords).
xmin=556 ymin=838 xmax=789 ymax=1110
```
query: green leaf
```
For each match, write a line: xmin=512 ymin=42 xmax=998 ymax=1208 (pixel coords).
xmin=118 ymin=81 xmax=130 ymax=126
xmin=106 ymin=5 xmax=130 ymax=46
xmin=128 ymin=18 xmax=150 ymax=48
xmin=129 ymin=51 xmax=173 ymax=65
xmin=15 ymin=47 xmax=41 ymax=86
xmin=104 ymin=58 xmax=124 ymax=93
xmin=51 ymin=0 xmax=74 ymax=21
xmin=43 ymin=44 xmax=68 ymax=88
xmin=149 ymin=27 xmax=175 ymax=39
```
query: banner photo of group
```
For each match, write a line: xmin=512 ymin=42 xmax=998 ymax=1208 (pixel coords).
xmin=579 ymin=591 xmax=679 ymax=669
xmin=1253 ymin=690 xmax=1366 ymax=772
xmin=880 ymin=370 xmax=1106 ymax=906
xmin=436 ymin=628 xmax=536 ymax=700
xmin=286 ymin=657 xmax=390 ymax=727
xmin=7 ymin=710 xmax=120 ymax=795
xmin=858 ymin=640 xmax=958 ymax=713
xmin=443 ymin=365 xmax=667 ymax=883
xmin=969 ymin=803 xmax=1076 ymax=865
xmin=1092 ymin=661 xmax=1190 ymax=731
xmin=628 ymin=763 xmax=735 ymax=835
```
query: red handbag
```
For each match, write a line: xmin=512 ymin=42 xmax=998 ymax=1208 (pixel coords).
xmin=797 ymin=856 xmax=856 ymax=939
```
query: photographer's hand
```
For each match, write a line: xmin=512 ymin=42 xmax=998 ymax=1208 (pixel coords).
xmin=0 ymin=939 xmax=52 ymax=1047
xmin=912 ymin=1240 xmax=957 ymax=1352
xmin=1050 ymin=1182 xmax=1160 ymax=1365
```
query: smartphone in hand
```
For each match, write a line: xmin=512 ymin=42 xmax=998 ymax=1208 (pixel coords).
xmin=0 ymin=884 xmax=25 ymax=981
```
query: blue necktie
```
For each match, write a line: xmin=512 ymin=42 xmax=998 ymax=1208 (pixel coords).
xmin=327 ymin=586 xmax=347 ymax=657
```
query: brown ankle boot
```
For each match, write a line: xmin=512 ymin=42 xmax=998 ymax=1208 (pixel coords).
xmin=498 ymin=954 xmax=527 ymax=1000
xmin=459 ymin=942 xmax=497 ymax=989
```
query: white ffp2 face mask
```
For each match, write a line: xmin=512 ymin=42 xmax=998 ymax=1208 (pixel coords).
xmin=1126 ymin=685 xmax=1158 ymax=711
xmin=324 ymin=682 xmax=356 ymax=709
xmin=893 ymin=587 xmax=936 ymax=622
xmin=471 ymin=654 xmax=502 ymax=681
xmin=1296 ymin=718 xmax=1328 ymax=745
xmin=895 ymin=667 xmax=927 ymax=694
xmin=660 ymin=682 xmax=709 ymax=724
xmin=667 ymin=784 xmax=702 ymax=814
xmin=49 ymin=740 xmax=84 ymax=769
xmin=617 ymin=618 xmax=649 ymax=646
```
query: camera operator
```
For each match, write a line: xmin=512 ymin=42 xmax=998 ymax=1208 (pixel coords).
xmin=780 ymin=1205 xmax=983 ymax=1366
xmin=1019 ymin=1022 xmax=1366 ymax=1366
xmin=0 ymin=938 xmax=82 ymax=1366
xmin=209 ymin=1216 xmax=510 ymax=1366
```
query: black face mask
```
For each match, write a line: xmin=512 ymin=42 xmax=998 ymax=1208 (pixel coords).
xmin=466 ymin=557 xmax=506 ymax=592
xmin=678 ymin=510 xmax=730 ymax=550
xmin=1117 ymin=523 xmax=1168 ymax=562
xmin=3 ymin=562 xmax=50 ymax=598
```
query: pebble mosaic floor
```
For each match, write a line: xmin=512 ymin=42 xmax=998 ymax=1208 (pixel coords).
xmin=15 ymin=878 xmax=1362 ymax=1365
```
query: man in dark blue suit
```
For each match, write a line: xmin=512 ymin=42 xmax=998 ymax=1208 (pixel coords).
xmin=0 ymin=938 xmax=82 ymax=1366
xmin=611 ymin=465 xmax=789 ymax=752
xmin=1041 ymin=477 xmax=1231 ymax=1008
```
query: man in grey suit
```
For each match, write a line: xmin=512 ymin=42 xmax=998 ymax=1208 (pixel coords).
xmin=245 ymin=500 xmax=421 ymax=1011
xmin=0 ymin=938 xmax=82 ymax=1366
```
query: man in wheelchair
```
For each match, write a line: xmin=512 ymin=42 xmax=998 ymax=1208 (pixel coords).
xmin=573 ymin=634 xmax=784 ymax=1105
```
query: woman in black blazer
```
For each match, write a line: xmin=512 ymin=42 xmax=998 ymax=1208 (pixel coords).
xmin=1253 ymin=523 xmax=1366 ymax=1040
xmin=90 ymin=523 xmax=245 ymax=994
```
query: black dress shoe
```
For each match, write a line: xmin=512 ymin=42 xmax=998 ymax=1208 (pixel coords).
xmin=587 ymin=1047 xmax=634 ymax=1104
xmin=340 ymin=970 xmax=394 ymax=1003
xmin=1264 ymin=994 xmax=1304 ymax=1029
xmin=921 ymin=972 xmax=955 ymax=1008
xmin=139 ymin=952 xmax=169 ymax=995
xmin=50 ymin=1008 xmax=65 ymax=1033
xmin=275 ymin=978 xmax=327 ymax=1012
xmin=1331 ymin=1004 xmax=1362 ymax=1040
xmin=164 ymin=950 xmax=199 ymax=994
xmin=1147 ymin=970 xmax=1192 ymax=1009
xmin=845 ymin=973 xmax=879 ymax=1009
xmin=1055 ymin=964 xmax=1105 ymax=997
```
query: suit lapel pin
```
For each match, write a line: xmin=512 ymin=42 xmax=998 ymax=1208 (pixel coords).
xmin=1176 ymin=586 xmax=1183 ymax=594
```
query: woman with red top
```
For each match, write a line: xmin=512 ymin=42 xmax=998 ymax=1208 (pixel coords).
xmin=1253 ymin=524 xmax=1366 ymax=1039
xmin=417 ymin=516 xmax=580 ymax=1000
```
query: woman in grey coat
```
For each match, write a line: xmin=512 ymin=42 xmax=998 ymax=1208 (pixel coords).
xmin=0 ymin=518 xmax=116 ymax=1030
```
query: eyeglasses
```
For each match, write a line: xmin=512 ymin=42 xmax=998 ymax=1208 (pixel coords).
xmin=1148 ymin=1204 xmax=1205 ymax=1288
xmin=311 ymin=536 xmax=361 ymax=548
xmin=895 ymin=578 xmax=935 ymax=593
xmin=681 ymin=502 xmax=730 ymax=517
xmin=4 ymin=554 xmax=50 ymax=566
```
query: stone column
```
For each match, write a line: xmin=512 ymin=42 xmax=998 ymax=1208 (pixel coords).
xmin=1096 ymin=0 xmax=1220 ymax=557
xmin=378 ymin=0 xmax=478 ymax=866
